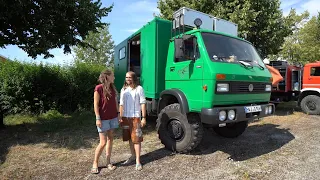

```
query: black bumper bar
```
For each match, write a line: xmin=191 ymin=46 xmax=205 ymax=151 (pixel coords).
xmin=200 ymin=103 xmax=275 ymax=125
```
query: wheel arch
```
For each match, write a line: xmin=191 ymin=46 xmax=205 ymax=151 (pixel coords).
xmin=157 ymin=89 xmax=189 ymax=115
xmin=298 ymin=89 xmax=320 ymax=106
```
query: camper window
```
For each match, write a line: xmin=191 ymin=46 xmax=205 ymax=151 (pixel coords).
xmin=119 ymin=47 xmax=126 ymax=60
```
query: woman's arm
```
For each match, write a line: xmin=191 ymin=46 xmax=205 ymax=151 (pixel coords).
xmin=119 ymin=88 xmax=124 ymax=122
xmin=94 ymin=91 xmax=101 ymax=127
xmin=139 ymin=86 xmax=147 ymax=127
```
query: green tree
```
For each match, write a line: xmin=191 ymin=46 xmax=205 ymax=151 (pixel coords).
xmin=74 ymin=25 xmax=115 ymax=66
xmin=0 ymin=0 xmax=113 ymax=59
xmin=299 ymin=15 xmax=320 ymax=62
xmin=278 ymin=11 xmax=320 ymax=63
xmin=276 ymin=9 xmax=310 ymax=63
xmin=157 ymin=0 xmax=291 ymax=58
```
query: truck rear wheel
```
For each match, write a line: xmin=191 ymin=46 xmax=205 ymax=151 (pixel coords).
xmin=213 ymin=121 xmax=248 ymax=138
xmin=156 ymin=103 xmax=203 ymax=153
xmin=300 ymin=95 xmax=320 ymax=115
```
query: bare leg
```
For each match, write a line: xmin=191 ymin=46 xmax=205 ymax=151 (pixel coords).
xmin=105 ymin=130 xmax=114 ymax=164
xmin=134 ymin=143 xmax=141 ymax=165
xmin=92 ymin=132 xmax=107 ymax=169
xmin=129 ymin=140 xmax=135 ymax=156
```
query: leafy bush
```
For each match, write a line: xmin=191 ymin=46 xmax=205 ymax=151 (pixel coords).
xmin=0 ymin=60 xmax=107 ymax=116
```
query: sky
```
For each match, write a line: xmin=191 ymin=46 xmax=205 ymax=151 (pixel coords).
xmin=0 ymin=0 xmax=319 ymax=65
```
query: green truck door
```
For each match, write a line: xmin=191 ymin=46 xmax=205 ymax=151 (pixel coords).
xmin=167 ymin=37 xmax=204 ymax=111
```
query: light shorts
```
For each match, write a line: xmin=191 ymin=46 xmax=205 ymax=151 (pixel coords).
xmin=97 ymin=117 xmax=119 ymax=133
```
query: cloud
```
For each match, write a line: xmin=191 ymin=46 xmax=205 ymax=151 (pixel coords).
xmin=125 ymin=29 xmax=139 ymax=33
xmin=301 ymin=0 xmax=320 ymax=16
xmin=281 ymin=0 xmax=320 ymax=17
xmin=280 ymin=0 xmax=303 ymax=9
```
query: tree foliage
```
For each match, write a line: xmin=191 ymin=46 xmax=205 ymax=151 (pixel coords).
xmin=0 ymin=60 xmax=106 ymax=117
xmin=74 ymin=25 xmax=115 ymax=66
xmin=0 ymin=0 xmax=112 ymax=59
xmin=157 ymin=0 xmax=292 ymax=58
xmin=277 ymin=11 xmax=320 ymax=63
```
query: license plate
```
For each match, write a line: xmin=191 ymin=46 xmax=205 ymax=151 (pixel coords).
xmin=244 ymin=105 xmax=262 ymax=113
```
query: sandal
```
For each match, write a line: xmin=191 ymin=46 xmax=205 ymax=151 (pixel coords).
xmin=91 ymin=167 xmax=99 ymax=174
xmin=135 ymin=164 xmax=143 ymax=171
xmin=107 ymin=164 xmax=117 ymax=171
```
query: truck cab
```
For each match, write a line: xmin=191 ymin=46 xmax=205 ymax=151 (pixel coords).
xmin=298 ymin=62 xmax=320 ymax=114
xmin=166 ymin=29 xmax=273 ymax=117
xmin=268 ymin=60 xmax=303 ymax=104
xmin=114 ymin=7 xmax=275 ymax=153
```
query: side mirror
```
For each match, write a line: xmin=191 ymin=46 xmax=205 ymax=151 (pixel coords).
xmin=174 ymin=38 xmax=184 ymax=59
xmin=192 ymin=37 xmax=197 ymax=62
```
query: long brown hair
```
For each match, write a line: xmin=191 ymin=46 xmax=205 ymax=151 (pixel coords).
xmin=123 ymin=71 xmax=138 ymax=90
xmin=98 ymin=69 xmax=118 ymax=99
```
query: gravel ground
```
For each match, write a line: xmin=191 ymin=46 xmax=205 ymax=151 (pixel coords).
xmin=1 ymin=103 xmax=320 ymax=180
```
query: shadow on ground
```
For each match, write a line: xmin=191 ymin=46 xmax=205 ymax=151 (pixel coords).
xmin=137 ymin=122 xmax=295 ymax=165
xmin=273 ymin=101 xmax=302 ymax=116
xmin=193 ymin=123 xmax=295 ymax=161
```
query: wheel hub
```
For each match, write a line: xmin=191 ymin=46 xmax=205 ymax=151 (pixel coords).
xmin=306 ymin=101 xmax=316 ymax=111
xmin=168 ymin=119 xmax=184 ymax=140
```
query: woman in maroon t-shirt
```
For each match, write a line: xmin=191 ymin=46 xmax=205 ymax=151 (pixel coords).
xmin=91 ymin=69 xmax=119 ymax=174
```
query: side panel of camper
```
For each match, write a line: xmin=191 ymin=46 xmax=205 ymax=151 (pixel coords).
xmin=114 ymin=40 xmax=128 ymax=91
xmin=114 ymin=18 xmax=172 ymax=99
xmin=154 ymin=19 xmax=172 ymax=98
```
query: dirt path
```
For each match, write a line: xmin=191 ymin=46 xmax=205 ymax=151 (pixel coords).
xmin=1 ymin=104 xmax=320 ymax=180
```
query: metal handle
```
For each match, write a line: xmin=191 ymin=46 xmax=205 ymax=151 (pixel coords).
xmin=196 ymin=66 xmax=202 ymax=68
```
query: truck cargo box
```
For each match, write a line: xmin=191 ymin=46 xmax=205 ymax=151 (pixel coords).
xmin=114 ymin=18 xmax=172 ymax=98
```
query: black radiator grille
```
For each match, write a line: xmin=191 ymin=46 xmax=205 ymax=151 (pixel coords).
xmin=216 ymin=81 xmax=271 ymax=94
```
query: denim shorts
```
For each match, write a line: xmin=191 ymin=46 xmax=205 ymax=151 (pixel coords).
xmin=97 ymin=117 xmax=119 ymax=133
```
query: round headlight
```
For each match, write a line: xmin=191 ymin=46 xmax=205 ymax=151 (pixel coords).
xmin=228 ymin=110 xmax=236 ymax=120
xmin=219 ymin=111 xmax=226 ymax=121
xmin=268 ymin=106 xmax=272 ymax=114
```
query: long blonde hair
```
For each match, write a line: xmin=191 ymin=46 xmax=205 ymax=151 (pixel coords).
xmin=98 ymin=69 xmax=118 ymax=99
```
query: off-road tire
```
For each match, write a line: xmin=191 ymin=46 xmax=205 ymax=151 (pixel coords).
xmin=213 ymin=121 xmax=248 ymax=138
xmin=156 ymin=103 xmax=204 ymax=153
xmin=300 ymin=95 xmax=320 ymax=115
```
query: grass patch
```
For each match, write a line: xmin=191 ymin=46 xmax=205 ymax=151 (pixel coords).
xmin=4 ymin=110 xmax=96 ymax=133
xmin=4 ymin=114 xmax=39 ymax=126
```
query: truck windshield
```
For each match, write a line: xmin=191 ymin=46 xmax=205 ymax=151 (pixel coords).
xmin=201 ymin=32 xmax=264 ymax=65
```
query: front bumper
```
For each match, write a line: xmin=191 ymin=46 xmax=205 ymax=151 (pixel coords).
xmin=200 ymin=103 xmax=275 ymax=125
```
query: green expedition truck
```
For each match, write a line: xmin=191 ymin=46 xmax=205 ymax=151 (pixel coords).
xmin=114 ymin=7 xmax=275 ymax=153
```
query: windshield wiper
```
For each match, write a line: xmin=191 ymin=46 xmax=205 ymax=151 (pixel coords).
xmin=238 ymin=59 xmax=264 ymax=70
xmin=238 ymin=60 xmax=253 ymax=69
xmin=256 ymin=63 xmax=265 ymax=70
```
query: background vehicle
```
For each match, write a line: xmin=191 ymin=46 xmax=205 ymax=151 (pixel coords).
xmin=114 ymin=7 xmax=275 ymax=153
xmin=268 ymin=60 xmax=320 ymax=114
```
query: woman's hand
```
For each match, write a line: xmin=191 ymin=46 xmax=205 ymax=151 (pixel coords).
xmin=141 ymin=117 xmax=146 ymax=127
xmin=96 ymin=120 xmax=102 ymax=128
xmin=118 ymin=114 xmax=123 ymax=122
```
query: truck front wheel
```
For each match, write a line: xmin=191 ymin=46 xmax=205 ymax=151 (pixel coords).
xmin=156 ymin=103 xmax=204 ymax=153
xmin=300 ymin=95 xmax=320 ymax=115
xmin=213 ymin=121 xmax=248 ymax=138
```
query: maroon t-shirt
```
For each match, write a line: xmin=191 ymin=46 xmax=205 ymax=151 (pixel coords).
xmin=94 ymin=84 xmax=118 ymax=120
